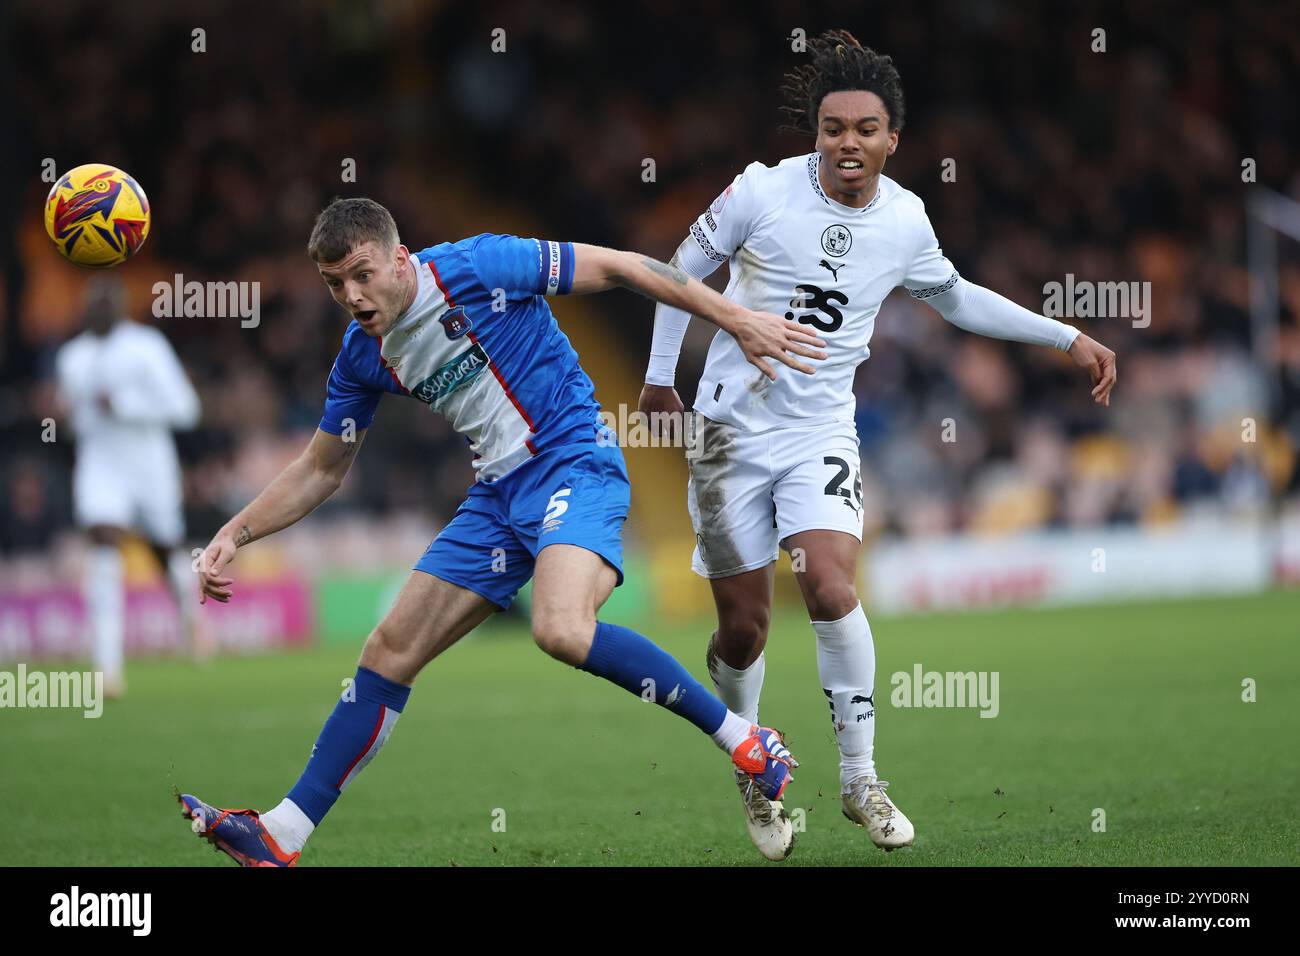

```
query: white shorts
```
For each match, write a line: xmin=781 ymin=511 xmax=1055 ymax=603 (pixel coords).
xmin=687 ymin=415 xmax=864 ymax=578
xmin=74 ymin=455 xmax=184 ymax=546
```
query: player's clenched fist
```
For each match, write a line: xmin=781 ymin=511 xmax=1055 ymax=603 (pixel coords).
xmin=198 ymin=531 xmax=239 ymax=604
xmin=638 ymin=384 xmax=686 ymax=444
xmin=732 ymin=309 xmax=827 ymax=380
xmin=638 ymin=384 xmax=684 ymax=418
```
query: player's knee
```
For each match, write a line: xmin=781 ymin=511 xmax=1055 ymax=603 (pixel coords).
xmin=531 ymin=611 xmax=593 ymax=666
xmin=715 ymin=607 xmax=769 ymax=663
xmin=805 ymin=580 xmax=859 ymax=622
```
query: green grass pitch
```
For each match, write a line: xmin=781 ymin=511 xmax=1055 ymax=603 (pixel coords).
xmin=2 ymin=590 xmax=1297 ymax=866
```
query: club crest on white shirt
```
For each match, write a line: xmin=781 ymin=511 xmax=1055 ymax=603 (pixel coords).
xmin=821 ymin=224 xmax=852 ymax=257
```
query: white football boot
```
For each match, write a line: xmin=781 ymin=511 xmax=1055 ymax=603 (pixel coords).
xmin=842 ymin=776 xmax=914 ymax=850
xmin=733 ymin=766 xmax=795 ymax=861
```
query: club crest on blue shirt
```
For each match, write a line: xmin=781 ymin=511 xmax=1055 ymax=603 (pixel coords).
xmin=440 ymin=306 xmax=472 ymax=339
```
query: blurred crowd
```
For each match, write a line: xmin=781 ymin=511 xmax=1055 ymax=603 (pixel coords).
xmin=1 ymin=0 xmax=1298 ymax=560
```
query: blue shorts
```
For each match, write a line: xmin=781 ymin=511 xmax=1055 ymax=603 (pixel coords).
xmin=415 ymin=440 xmax=630 ymax=609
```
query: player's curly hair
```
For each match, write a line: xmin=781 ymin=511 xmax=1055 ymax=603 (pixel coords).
xmin=307 ymin=197 xmax=400 ymax=263
xmin=779 ymin=30 xmax=905 ymax=134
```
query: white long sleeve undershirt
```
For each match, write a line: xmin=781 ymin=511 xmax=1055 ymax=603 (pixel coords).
xmin=645 ymin=238 xmax=722 ymax=387
xmin=924 ymin=277 xmax=1080 ymax=351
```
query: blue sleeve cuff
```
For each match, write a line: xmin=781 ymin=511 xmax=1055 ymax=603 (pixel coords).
xmin=318 ymin=409 xmax=376 ymax=435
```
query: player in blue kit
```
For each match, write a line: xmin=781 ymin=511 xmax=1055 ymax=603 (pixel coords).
xmin=176 ymin=197 xmax=826 ymax=866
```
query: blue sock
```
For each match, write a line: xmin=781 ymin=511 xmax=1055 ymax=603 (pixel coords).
xmin=286 ymin=666 xmax=411 ymax=826
xmin=581 ymin=621 xmax=727 ymax=735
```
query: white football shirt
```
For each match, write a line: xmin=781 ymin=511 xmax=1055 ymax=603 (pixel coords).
xmin=676 ymin=153 xmax=960 ymax=433
xmin=55 ymin=318 xmax=200 ymax=473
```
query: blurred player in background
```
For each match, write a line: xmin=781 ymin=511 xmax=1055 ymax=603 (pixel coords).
xmin=176 ymin=198 xmax=820 ymax=866
xmin=55 ymin=276 xmax=204 ymax=697
xmin=640 ymin=30 xmax=1117 ymax=859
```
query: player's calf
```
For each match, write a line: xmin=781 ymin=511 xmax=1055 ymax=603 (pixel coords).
xmin=280 ymin=666 xmax=410 ymax=846
xmin=712 ymin=611 xmax=769 ymax=669
xmin=709 ymin=564 xmax=774 ymax=668
xmin=535 ymin=546 xmax=800 ymax=800
xmin=178 ymin=665 xmax=412 ymax=864
xmin=576 ymin=620 xmax=781 ymax=772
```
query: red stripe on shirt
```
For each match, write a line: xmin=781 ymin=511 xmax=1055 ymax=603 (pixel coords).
xmin=426 ymin=258 xmax=538 ymax=439
xmin=375 ymin=336 xmax=409 ymax=394
xmin=468 ymin=329 xmax=538 ymax=433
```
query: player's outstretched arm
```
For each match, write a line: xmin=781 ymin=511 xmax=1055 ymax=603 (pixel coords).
xmin=925 ymin=277 xmax=1117 ymax=406
xmin=198 ymin=428 xmax=366 ymax=604
xmin=567 ymin=243 xmax=827 ymax=380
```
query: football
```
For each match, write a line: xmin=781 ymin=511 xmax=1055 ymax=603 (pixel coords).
xmin=44 ymin=162 xmax=151 ymax=268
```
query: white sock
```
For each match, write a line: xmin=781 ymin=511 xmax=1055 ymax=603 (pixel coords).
xmin=706 ymin=635 xmax=765 ymax=725
xmin=260 ymin=798 xmax=315 ymax=855
xmin=813 ymin=603 xmax=877 ymax=790
xmin=85 ymin=546 xmax=125 ymax=684
xmin=710 ymin=710 xmax=754 ymax=755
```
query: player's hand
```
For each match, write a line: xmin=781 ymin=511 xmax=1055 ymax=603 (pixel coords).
xmin=1068 ymin=334 xmax=1117 ymax=407
xmin=731 ymin=308 xmax=827 ymax=380
xmin=197 ymin=531 xmax=238 ymax=604
xmin=638 ymin=384 xmax=685 ymax=444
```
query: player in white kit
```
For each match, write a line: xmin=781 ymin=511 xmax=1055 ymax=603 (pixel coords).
xmin=55 ymin=277 xmax=203 ymax=696
xmin=640 ymin=31 xmax=1117 ymax=859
